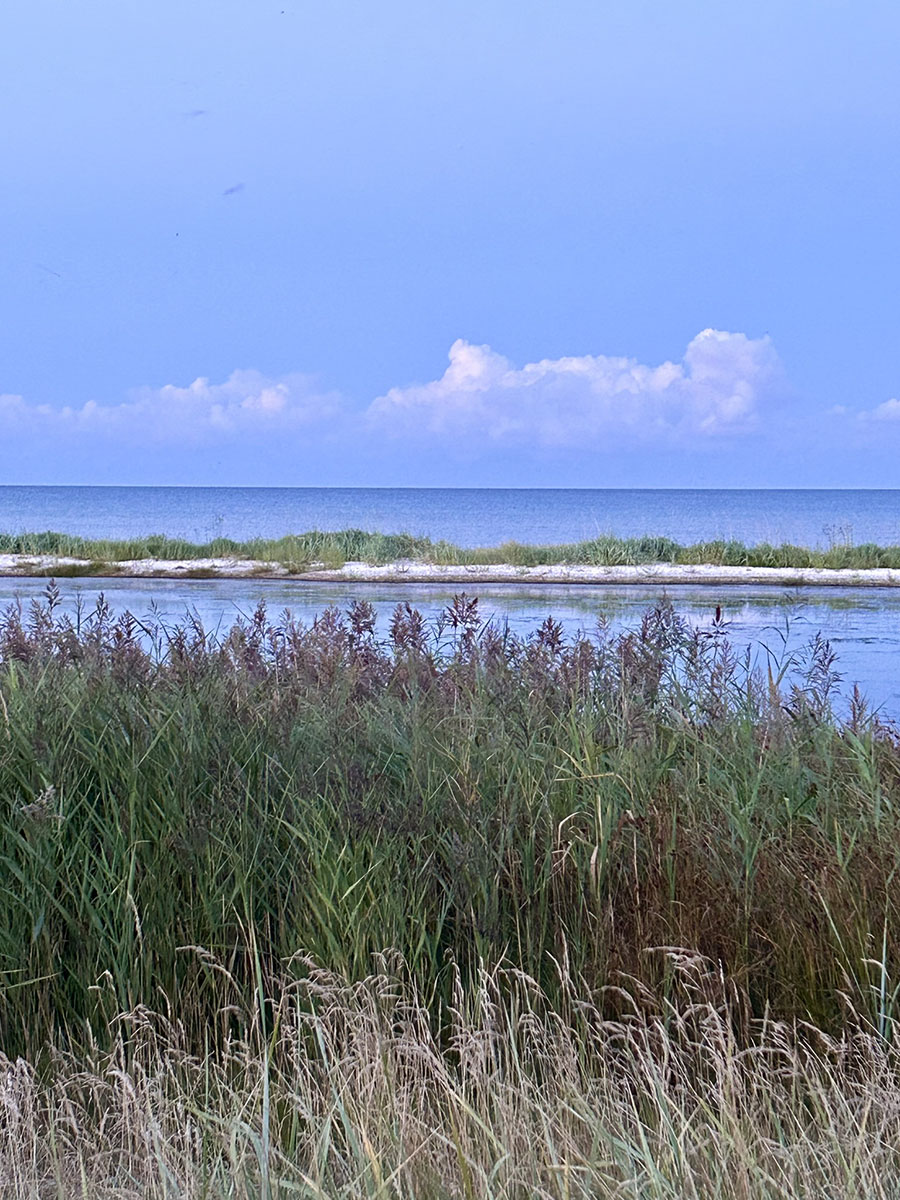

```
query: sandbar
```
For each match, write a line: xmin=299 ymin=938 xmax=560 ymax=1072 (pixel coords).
xmin=2 ymin=555 xmax=900 ymax=587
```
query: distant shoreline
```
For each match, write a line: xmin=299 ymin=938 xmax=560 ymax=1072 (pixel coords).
xmin=3 ymin=555 xmax=900 ymax=588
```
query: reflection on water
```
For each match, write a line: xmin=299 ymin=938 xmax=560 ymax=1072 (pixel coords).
xmin=0 ymin=577 xmax=898 ymax=717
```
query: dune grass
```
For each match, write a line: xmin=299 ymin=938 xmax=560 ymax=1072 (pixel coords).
xmin=6 ymin=960 xmax=900 ymax=1198
xmin=1 ymin=587 xmax=899 ymax=1194
xmin=4 ymin=526 xmax=900 ymax=570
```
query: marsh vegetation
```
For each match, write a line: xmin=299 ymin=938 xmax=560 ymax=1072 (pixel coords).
xmin=1 ymin=586 xmax=899 ymax=1195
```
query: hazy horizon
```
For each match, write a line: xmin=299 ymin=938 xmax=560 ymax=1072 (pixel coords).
xmin=3 ymin=485 xmax=900 ymax=494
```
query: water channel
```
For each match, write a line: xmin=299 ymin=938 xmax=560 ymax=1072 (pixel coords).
xmin=1 ymin=576 xmax=897 ymax=718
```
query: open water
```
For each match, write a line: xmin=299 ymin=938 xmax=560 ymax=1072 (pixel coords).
xmin=1 ymin=486 xmax=900 ymax=548
xmin=1 ymin=576 xmax=898 ymax=720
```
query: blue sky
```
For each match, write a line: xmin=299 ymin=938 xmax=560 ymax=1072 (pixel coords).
xmin=2 ymin=0 xmax=898 ymax=486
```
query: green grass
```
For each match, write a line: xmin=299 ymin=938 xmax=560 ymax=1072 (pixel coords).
xmin=1 ymin=589 xmax=900 ymax=1193
xmin=0 ymin=588 xmax=898 ymax=1063
xmin=4 ymin=527 xmax=900 ymax=570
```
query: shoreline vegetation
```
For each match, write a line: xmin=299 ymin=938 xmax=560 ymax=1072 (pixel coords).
xmin=3 ymin=527 xmax=900 ymax=584
xmin=2 ymin=587 xmax=900 ymax=1193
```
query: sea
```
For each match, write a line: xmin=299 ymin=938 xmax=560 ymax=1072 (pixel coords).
xmin=1 ymin=486 xmax=899 ymax=547
xmin=0 ymin=487 xmax=898 ymax=716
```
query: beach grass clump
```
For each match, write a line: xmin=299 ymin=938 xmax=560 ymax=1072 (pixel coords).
xmin=5 ymin=527 xmax=900 ymax=571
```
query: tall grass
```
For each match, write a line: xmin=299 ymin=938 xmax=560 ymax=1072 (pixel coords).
xmin=4 ymin=959 xmax=900 ymax=1198
xmin=2 ymin=586 xmax=900 ymax=1193
xmin=0 ymin=586 xmax=898 ymax=1062
xmin=4 ymin=527 xmax=900 ymax=569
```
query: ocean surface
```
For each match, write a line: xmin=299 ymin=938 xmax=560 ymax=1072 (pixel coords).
xmin=2 ymin=576 xmax=899 ymax=719
xmin=2 ymin=486 xmax=900 ymax=548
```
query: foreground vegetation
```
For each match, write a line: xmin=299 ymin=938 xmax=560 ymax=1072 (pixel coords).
xmin=6 ymin=963 xmax=900 ymax=1198
xmin=4 ymin=526 xmax=900 ymax=571
xmin=1 ymin=586 xmax=899 ymax=1195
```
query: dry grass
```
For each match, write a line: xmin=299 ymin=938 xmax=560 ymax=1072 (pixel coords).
xmin=3 ymin=957 xmax=900 ymax=1198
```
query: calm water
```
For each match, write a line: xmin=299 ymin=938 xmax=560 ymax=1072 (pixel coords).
xmin=3 ymin=577 xmax=899 ymax=718
xmin=1 ymin=488 xmax=898 ymax=714
xmin=2 ymin=486 xmax=900 ymax=548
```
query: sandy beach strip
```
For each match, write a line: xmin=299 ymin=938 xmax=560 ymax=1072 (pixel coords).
xmin=2 ymin=554 xmax=900 ymax=587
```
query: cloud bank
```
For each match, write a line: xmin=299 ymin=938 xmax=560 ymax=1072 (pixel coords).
xmin=8 ymin=329 xmax=900 ymax=484
xmin=368 ymin=329 xmax=781 ymax=446
xmin=0 ymin=370 xmax=341 ymax=447
xmin=0 ymin=330 xmax=783 ymax=457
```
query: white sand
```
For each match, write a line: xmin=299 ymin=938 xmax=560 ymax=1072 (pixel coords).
xmin=1 ymin=554 xmax=900 ymax=587
xmin=0 ymin=554 xmax=285 ymax=578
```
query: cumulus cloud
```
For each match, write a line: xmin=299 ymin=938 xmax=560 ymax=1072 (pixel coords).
xmin=835 ymin=396 xmax=900 ymax=430
xmin=869 ymin=398 xmax=900 ymax=421
xmin=367 ymin=330 xmax=781 ymax=446
xmin=0 ymin=371 xmax=342 ymax=446
xmin=0 ymin=331 xmax=784 ymax=468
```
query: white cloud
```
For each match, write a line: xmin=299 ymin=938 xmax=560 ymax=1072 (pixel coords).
xmin=0 ymin=371 xmax=342 ymax=446
xmin=870 ymin=398 xmax=900 ymax=421
xmin=838 ymin=396 xmax=900 ymax=429
xmin=0 ymin=394 xmax=29 ymax=420
xmin=0 ymin=331 xmax=784 ymax=463
xmin=367 ymin=329 xmax=781 ymax=446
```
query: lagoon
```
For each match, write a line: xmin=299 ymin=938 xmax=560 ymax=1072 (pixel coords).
xmin=3 ymin=575 xmax=898 ymax=718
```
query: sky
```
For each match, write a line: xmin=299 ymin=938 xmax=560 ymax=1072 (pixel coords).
xmin=2 ymin=0 xmax=899 ymax=487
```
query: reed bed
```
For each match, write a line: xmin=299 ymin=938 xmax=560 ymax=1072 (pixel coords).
xmin=1 ymin=585 xmax=900 ymax=1195
xmin=4 ymin=527 xmax=900 ymax=570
